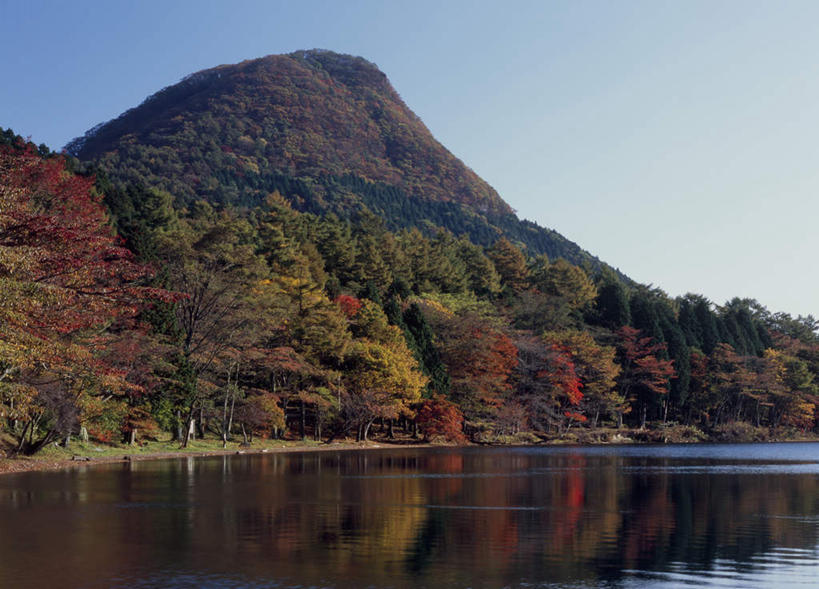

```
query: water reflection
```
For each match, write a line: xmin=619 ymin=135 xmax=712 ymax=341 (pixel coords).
xmin=0 ymin=444 xmax=818 ymax=588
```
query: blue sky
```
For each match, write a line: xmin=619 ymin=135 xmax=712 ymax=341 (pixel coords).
xmin=2 ymin=0 xmax=818 ymax=317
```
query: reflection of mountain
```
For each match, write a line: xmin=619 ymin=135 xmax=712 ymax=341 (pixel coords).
xmin=1 ymin=448 xmax=818 ymax=587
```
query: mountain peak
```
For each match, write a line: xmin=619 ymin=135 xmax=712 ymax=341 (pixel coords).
xmin=67 ymin=49 xmax=510 ymax=215
xmin=66 ymin=51 xmax=608 ymax=269
xmin=286 ymin=49 xmax=393 ymax=93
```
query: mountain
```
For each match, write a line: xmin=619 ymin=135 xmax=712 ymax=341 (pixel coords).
xmin=67 ymin=49 xmax=609 ymax=269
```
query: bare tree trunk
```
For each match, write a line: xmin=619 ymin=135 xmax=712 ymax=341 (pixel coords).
xmin=15 ymin=422 xmax=31 ymax=454
xmin=29 ymin=416 xmax=38 ymax=445
xmin=129 ymin=429 xmax=137 ymax=447
xmin=197 ymin=406 xmax=205 ymax=439
xmin=300 ymin=400 xmax=306 ymax=440
xmin=222 ymin=361 xmax=238 ymax=447
xmin=222 ymin=370 xmax=230 ymax=448
xmin=181 ymin=404 xmax=196 ymax=448
xmin=227 ymin=388 xmax=236 ymax=439
xmin=388 ymin=419 xmax=394 ymax=439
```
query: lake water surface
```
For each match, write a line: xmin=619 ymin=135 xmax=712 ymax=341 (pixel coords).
xmin=1 ymin=443 xmax=818 ymax=588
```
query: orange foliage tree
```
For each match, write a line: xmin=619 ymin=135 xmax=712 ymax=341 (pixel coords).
xmin=416 ymin=396 xmax=467 ymax=443
xmin=435 ymin=312 xmax=518 ymax=426
xmin=616 ymin=326 xmax=676 ymax=428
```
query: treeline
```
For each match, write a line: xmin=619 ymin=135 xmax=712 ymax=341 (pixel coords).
xmin=66 ymin=135 xmax=606 ymax=271
xmin=1 ymin=134 xmax=818 ymax=455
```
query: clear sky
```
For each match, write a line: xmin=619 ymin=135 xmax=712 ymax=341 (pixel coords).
xmin=3 ymin=0 xmax=818 ymax=317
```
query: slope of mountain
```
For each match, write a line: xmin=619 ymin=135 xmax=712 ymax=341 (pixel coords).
xmin=67 ymin=49 xmax=608 ymax=268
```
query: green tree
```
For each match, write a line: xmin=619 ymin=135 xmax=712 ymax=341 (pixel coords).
xmin=403 ymin=303 xmax=450 ymax=397
xmin=155 ymin=205 xmax=269 ymax=446
xmin=453 ymin=235 xmax=501 ymax=297
xmin=531 ymin=258 xmax=597 ymax=312
xmin=488 ymin=237 xmax=529 ymax=293
xmin=593 ymin=270 xmax=631 ymax=328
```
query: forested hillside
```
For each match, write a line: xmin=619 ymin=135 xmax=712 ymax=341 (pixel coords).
xmin=65 ymin=50 xmax=604 ymax=268
xmin=2 ymin=125 xmax=818 ymax=455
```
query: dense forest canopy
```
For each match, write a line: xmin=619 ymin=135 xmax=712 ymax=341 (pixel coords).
xmin=2 ymin=48 xmax=819 ymax=455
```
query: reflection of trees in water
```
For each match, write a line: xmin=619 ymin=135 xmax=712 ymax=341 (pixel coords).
xmin=361 ymin=451 xmax=819 ymax=586
xmin=1 ymin=449 xmax=818 ymax=588
xmin=663 ymin=472 xmax=818 ymax=567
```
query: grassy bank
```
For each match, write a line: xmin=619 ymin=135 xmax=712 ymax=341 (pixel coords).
xmin=0 ymin=435 xmax=425 ymax=476
xmin=3 ymin=424 xmax=818 ymax=476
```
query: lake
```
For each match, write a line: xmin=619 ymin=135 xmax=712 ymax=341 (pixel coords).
xmin=1 ymin=443 xmax=818 ymax=588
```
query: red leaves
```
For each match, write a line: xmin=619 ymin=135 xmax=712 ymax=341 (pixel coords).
xmin=1 ymin=146 xmax=163 ymax=338
xmin=633 ymin=355 xmax=676 ymax=395
xmin=334 ymin=294 xmax=363 ymax=318
xmin=616 ymin=326 xmax=675 ymax=425
xmin=563 ymin=411 xmax=588 ymax=423
xmin=417 ymin=396 xmax=467 ymax=443
xmin=547 ymin=344 xmax=583 ymax=406
xmin=617 ymin=326 xmax=676 ymax=393
xmin=617 ymin=326 xmax=667 ymax=363
xmin=435 ymin=313 xmax=518 ymax=411
xmin=512 ymin=334 xmax=588 ymax=432
xmin=531 ymin=344 xmax=583 ymax=405
xmin=462 ymin=329 xmax=518 ymax=406
xmin=1 ymin=147 xmax=176 ymax=442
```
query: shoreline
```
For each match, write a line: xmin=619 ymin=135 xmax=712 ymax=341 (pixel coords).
xmin=3 ymin=427 xmax=818 ymax=477
xmin=0 ymin=440 xmax=442 ymax=477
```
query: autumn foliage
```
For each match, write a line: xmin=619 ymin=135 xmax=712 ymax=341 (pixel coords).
xmin=417 ymin=396 xmax=467 ymax=443
xmin=0 ymin=148 xmax=161 ymax=333
xmin=2 ymin=121 xmax=819 ymax=454
xmin=0 ymin=145 xmax=169 ymax=453
xmin=616 ymin=326 xmax=676 ymax=427
xmin=334 ymin=294 xmax=363 ymax=318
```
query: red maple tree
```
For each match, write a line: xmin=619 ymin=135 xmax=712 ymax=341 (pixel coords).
xmin=1 ymin=146 xmax=172 ymax=453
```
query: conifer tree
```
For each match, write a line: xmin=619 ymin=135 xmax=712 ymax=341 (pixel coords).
xmin=488 ymin=237 xmax=529 ymax=293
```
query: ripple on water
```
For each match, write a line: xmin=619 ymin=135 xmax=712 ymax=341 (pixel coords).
xmin=622 ymin=548 xmax=819 ymax=588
